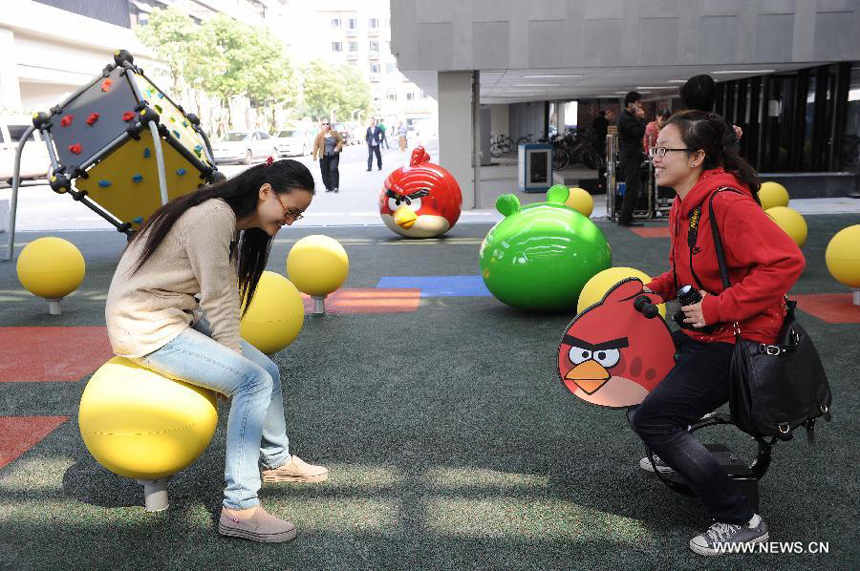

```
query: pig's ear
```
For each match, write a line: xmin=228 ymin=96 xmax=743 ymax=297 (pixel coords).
xmin=496 ymin=194 xmax=521 ymax=217
xmin=546 ymin=184 xmax=570 ymax=205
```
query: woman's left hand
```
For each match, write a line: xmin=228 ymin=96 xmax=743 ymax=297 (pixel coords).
xmin=682 ymin=290 xmax=709 ymax=328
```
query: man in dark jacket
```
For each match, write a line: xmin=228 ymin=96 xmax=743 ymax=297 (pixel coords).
xmin=366 ymin=118 xmax=383 ymax=171
xmin=617 ymin=91 xmax=646 ymax=226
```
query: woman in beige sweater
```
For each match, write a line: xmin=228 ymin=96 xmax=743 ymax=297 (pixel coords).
xmin=105 ymin=159 xmax=325 ymax=543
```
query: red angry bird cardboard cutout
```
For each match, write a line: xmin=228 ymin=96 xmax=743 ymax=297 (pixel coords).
xmin=379 ymin=146 xmax=462 ymax=238
xmin=557 ymin=278 xmax=676 ymax=408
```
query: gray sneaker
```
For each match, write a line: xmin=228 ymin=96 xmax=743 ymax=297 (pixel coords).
xmin=638 ymin=454 xmax=675 ymax=474
xmin=689 ymin=515 xmax=769 ymax=556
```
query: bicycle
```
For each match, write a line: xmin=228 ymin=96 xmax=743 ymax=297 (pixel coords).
xmin=489 ymin=133 xmax=515 ymax=157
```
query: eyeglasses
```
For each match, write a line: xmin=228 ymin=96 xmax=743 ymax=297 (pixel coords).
xmin=273 ymin=193 xmax=304 ymax=221
xmin=649 ymin=146 xmax=695 ymax=158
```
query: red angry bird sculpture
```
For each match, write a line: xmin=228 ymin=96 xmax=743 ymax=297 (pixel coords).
xmin=557 ymin=278 xmax=676 ymax=408
xmin=379 ymin=146 xmax=462 ymax=238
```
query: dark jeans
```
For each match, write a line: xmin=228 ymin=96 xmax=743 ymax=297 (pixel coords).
xmin=619 ymin=158 xmax=644 ymax=224
xmin=320 ymin=154 xmax=340 ymax=190
xmin=381 ymin=135 xmax=389 ymax=149
xmin=629 ymin=331 xmax=755 ymax=524
xmin=367 ymin=144 xmax=382 ymax=170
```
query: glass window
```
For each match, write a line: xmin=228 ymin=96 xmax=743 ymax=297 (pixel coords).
xmin=370 ymin=63 xmax=380 ymax=74
xmin=347 ymin=17 xmax=357 ymax=29
xmin=385 ymin=63 xmax=396 ymax=74
xmin=405 ymin=91 xmax=415 ymax=101
xmin=841 ymin=66 xmax=860 ymax=171
xmin=258 ymin=132 xmax=270 ymax=140
xmin=369 ymin=41 xmax=379 ymax=53
xmin=331 ymin=42 xmax=342 ymax=53
xmin=387 ymin=91 xmax=397 ymax=101
xmin=223 ymin=132 xmax=247 ymax=142
xmin=369 ymin=17 xmax=379 ymax=29
xmin=278 ymin=130 xmax=297 ymax=138
xmin=348 ymin=41 xmax=358 ymax=52
xmin=331 ymin=18 xmax=341 ymax=28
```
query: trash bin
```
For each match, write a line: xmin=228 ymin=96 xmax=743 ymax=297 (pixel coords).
xmin=518 ymin=143 xmax=552 ymax=193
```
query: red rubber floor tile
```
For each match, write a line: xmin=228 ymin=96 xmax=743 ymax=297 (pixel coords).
xmin=301 ymin=288 xmax=421 ymax=314
xmin=629 ymin=226 xmax=671 ymax=238
xmin=0 ymin=327 xmax=113 ymax=383
xmin=792 ymin=293 xmax=860 ymax=324
xmin=0 ymin=416 xmax=68 ymax=470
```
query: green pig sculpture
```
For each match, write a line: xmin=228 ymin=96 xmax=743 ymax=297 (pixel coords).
xmin=479 ymin=185 xmax=612 ymax=312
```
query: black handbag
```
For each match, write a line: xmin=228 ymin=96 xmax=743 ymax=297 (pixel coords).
xmin=707 ymin=189 xmax=832 ymax=440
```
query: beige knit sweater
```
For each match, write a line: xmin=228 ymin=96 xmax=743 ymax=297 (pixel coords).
xmin=105 ymin=198 xmax=241 ymax=358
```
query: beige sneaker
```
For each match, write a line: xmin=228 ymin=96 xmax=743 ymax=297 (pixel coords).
xmin=218 ymin=506 xmax=297 ymax=543
xmin=262 ymin=455 xmax=329 ymax=483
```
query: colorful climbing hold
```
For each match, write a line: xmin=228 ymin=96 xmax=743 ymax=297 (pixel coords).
xmin=132 ymin=174 xmax=143 ymax=183
xmin=60 ymin=115 xmax=74 ymax=127
xmin=195 ymin=144 xmax=203 ymax=152
xmin=176 ymin=168 xmax=187 ymax=176
xmin=69 ymin=143 xmax=82 ymax=154
xmin=85 ymin=112 xmax=100 ymax=125
xmin=143 ymin=148 xmax=151 ymax=158
xmin=183 ymin=121 xmax=189 ymax=128
xmin=172 ymin=130 xmax=181 ymax=139
xmin=101 ymin=78 xmax=113 ymax=92
xmin=157 ymin=93 xmax=165 ymax=98
xmin=154 ymin=105 xmax=163 ymax=113
xmin=98 ymin=180 xmax=111 ymax=188
xmin=132 ymin=216 xmax=144 ymax=225
xmin=122 ymin=111 xmax=135 ymax=122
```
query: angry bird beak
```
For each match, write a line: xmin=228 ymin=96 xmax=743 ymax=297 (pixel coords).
xmin=394 ymin=205 xmax=418 ymax=228
xmin=564 ymin=360 xmax=611 ymax=394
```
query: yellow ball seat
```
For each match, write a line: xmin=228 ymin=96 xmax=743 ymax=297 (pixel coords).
xmin=17 ymin=237 xmax=85 ymax=299
xmin=766 ymin=206 xmax=807 ymax=247
xmin=240 ymin=271 xmax=305 ymax=354
xmin=564 ymin=187 xmax=594 ymax=217
xmin=758 ymin=181 xmax=789 ymax=211
xmin=825 ymin=224 xmax=860 ymax=288
xmin=79 ymin=357 xmax=218 ymax=480
xmin=286 ymin=235 xmax=349 ymax=297
xmin=577 ymin=266 xmax=666 ymax=317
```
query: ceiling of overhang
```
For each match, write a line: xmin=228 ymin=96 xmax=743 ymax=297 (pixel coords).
xmin=401 ymin=62 xmax=825 ymax=104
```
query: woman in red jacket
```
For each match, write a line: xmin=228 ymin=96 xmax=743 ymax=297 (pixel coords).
xmin=630 ymin=110 xmax=804 ymax=556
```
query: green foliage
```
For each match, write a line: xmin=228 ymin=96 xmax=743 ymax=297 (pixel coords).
xmin=134 ymin=6 xmax=196 ymax=92
xmin=300 ymin=59 xmax=371 ymax=122
xmin=136 ymin=9 xmax=298 ymax=128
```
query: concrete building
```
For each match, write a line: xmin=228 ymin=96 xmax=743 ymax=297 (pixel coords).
xmin=280 ymin=0 xmax=438 ymax=136
xmin=390 ymin=0 xmax=860 ymax=208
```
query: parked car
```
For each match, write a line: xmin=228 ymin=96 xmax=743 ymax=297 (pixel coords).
xmin=211 ymin=130 xmax=278 ymax=164
xmin=272 ymin=128 xmax=315 ymax=157
xmin=0 ymin=117 xmax=51 ymax=186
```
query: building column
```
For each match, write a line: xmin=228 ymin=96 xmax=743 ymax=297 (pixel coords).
xmin=0 ymin=28 xmax=22 ymax=109
xmin=438 ymin=71 xmax=478 ymax=209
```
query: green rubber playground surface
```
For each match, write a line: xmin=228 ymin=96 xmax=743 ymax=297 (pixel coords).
xmin=0 ymin=215 xmax=857 ymax=570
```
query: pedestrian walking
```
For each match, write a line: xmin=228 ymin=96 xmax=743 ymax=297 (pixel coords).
xmin=312 ymin=119 xmax=343 ymax=193
xmin=366 ymin=118 xmax=383 ymax=171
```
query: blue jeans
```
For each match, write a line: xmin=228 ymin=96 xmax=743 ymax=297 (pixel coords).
xmin=130 ymin=319 xmax=291 ymax=509
xmin=629 ymin=331 xmax=754 ymax=524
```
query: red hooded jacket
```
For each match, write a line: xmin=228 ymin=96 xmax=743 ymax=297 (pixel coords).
xmin=646 ymin=168 xmax=805 ymax=345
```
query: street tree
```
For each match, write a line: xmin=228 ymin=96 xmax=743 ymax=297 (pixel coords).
xmin=300 ymin=59 xmax=371 ymax=123
xmin=134 ymin=6 xmax=197 ymax=100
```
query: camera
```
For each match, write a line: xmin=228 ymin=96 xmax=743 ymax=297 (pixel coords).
xmin=673 ymin=285 xmax=718 ymax=332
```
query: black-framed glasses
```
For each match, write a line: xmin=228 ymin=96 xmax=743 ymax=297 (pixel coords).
xmin=273 ymin=193 xmax=304 ymax=221
xmin=649 ymin=146 xmax=695 ymax=158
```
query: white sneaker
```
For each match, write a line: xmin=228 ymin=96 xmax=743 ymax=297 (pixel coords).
xmin=638 ymin=454 xmax=675 ymax=474
xmin=689 ymin=514 xmax=769 ymax=556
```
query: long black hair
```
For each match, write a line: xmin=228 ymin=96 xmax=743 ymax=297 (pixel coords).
xmin=128 ymin=159 xmax=315 ymax=313
xmin=665 ymin=109 xmax=761 ymax=202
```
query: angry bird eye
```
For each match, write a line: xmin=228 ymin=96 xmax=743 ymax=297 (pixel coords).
xmin=406 ymin=197 xmax=422 ymax=211
xmin=568 ymin=346 xmax=592 ymax=364
xmin=387 ymin=197 xmax=401 ymax=210
xmin=592 ymin=349 xmax=620 ymax=368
